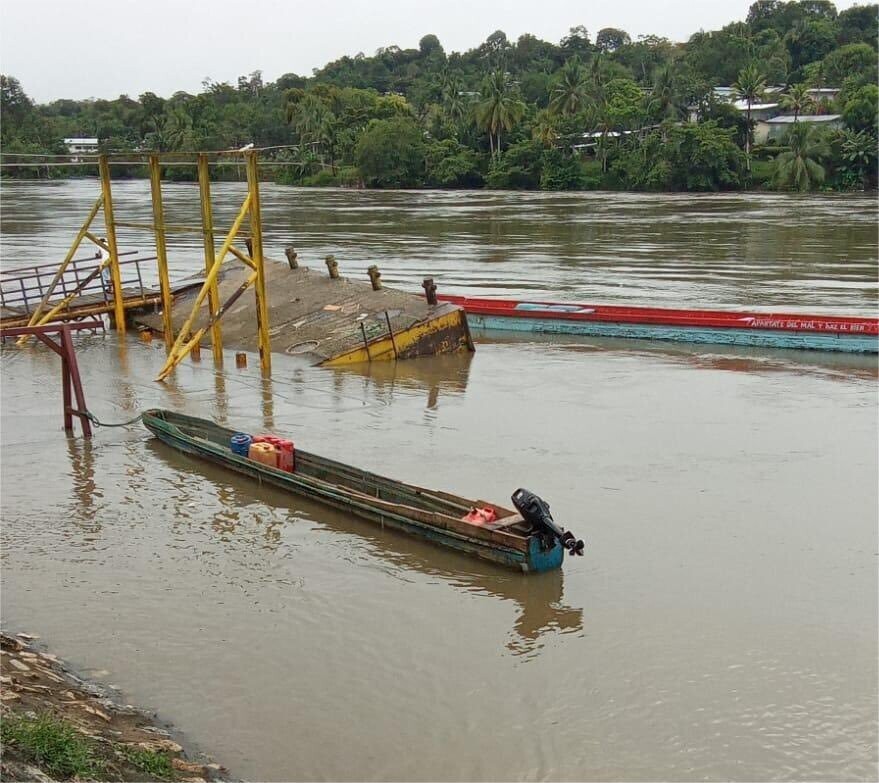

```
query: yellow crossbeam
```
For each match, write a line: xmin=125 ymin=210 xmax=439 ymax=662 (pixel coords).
xmin=155 ymin=192 xmax=252 ymax=381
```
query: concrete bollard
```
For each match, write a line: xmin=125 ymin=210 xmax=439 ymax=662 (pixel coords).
xmin=191 ymin=343 xmax=201 ymax=361
xmin=422 ymin=277 xmax=437 ymax=305
xmin=367 ymin=265 xmax=382 ymax=291
xmin=235 ymin=352 xmax=247 ymax=368
xmin=285 ymin=247 xmax=299 ymax=270
xmin=325 ymin=255 xmax=340 ymax=279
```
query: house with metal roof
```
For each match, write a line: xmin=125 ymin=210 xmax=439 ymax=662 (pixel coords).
xmin=755 ymin=114 xmax=843 ymax=143
xmin=63 ymin=137 xmax=99 ymax=162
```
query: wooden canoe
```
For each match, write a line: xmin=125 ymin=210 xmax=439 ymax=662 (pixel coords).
xmin=438 ymin=295 xmax=879 ymax=354
xmin=142 ymin=409 xmax=570 ymax=573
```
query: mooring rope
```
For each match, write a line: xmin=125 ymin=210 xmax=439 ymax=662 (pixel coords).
xmin=81 ymin=410 xmax=144 ymax=428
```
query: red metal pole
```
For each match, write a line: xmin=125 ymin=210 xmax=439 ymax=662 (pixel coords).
xmin=0 ymin=321 xmax=100 ymax=439
xmin=62 ymin=357 xmax=73 ymax=434
xmin=60 ymin=325 xmax=92 ymax=438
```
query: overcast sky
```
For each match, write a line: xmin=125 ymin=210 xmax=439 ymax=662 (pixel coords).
xmin=0 ymin=0 xmax=866 ymax=103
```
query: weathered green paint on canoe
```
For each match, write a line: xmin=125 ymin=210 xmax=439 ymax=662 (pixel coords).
xmin=142 ymin=409 xmax=565 ymax=573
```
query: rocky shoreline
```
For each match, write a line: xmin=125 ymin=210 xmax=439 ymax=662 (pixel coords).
xmin=0 ymin=632 xmax=227 ymax=782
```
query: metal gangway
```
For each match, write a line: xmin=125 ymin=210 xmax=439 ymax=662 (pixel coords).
xmin=0 ymin=251 xmax=159 ymax=329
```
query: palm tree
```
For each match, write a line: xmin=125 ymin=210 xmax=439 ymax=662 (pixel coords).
xmin=473 ymin=71 xmax=526 ymax=158
xmin=647 ymin=65 xmax=687 ymax=123
xmin=441 ymin=74 xmax=468 ymax=125
xmin=779 ymin=84 xmax=815 ymax=122
xmin=772 ymin=123 xmax=827 ymax=191
xmin=288 ymin=94 xmax=338 ymax=172
xmin=839 ymin=129 xmax=878 ymax=188
xmin=147 ymin=109 xmax=190 ymax=151
xmin=732 ymin=64 xmax=767 ymax=171
xmin=550 ymin=56 xmax=590 ymax=117
xmin=532 ymin=110 xmax=559 ymax=147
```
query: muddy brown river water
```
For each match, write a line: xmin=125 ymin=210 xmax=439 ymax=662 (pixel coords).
xmin=1 ymin=181 xmax=878 ymax=781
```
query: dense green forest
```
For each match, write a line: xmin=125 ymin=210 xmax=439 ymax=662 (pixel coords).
xmin=2 ymin=0 xmax=877 ymax=191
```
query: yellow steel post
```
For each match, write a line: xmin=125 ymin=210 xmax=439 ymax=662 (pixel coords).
xmin=16 ymin=194 xmax=104 ymax=345
xmin=246 ymin=151 xmax=271 ymax=374
xmin=98 ymin=155 xmax=126 ymax=333
xmin=197 ymin=154 xmax=223 ymax=364
xmin=155 ymin=193 xmax=252 ymax=381
xmin=149 ymin=156 xmax=174 ymax=352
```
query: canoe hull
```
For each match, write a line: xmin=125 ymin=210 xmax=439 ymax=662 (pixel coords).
xmin=467 ymin=313 xmax=879 ymax=353
xmin=144 ymin=412 xmax=564 ymax=573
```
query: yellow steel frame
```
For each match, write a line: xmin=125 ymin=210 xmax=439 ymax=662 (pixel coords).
xmin=28 ymin=150 xmax=271 ymax=381
xmin=155 ymin=151 xmax=270 ymax=380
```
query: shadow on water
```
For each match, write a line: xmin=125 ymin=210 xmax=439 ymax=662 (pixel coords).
xmin=141 ymin=435 xmax=583 ymax=658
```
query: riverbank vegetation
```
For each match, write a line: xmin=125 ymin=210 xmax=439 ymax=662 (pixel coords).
xmin=1 ymin=0 xmax=876 ymax=192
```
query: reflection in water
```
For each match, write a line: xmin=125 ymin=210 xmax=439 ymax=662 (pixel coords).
xmin=478 ymin=329 xmax=879 ymax=381
xmin=259 ymin=372 xmax=275 ymax=432
xmin=145 ymin=435 xmax=582 ymax=656
xmin=66 ymin=439 xmax=99 ymax=527
xmin=449 ymin=569 xmax=584 ymax=658
xmin=333 ymin=351 xmax=473 ymax=409
xmin=212 ymin=371 xmax=228 ymax=423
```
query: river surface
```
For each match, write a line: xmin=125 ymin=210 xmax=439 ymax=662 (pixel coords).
xmin=1 ymin=181 xmax=878 ymax=781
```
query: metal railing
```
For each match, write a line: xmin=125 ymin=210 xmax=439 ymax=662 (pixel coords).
xmin=0 ymin=252 xmax=156 ymax=316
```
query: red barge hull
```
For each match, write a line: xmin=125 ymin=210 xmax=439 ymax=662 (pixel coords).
xmin=438 ymin=295 xmax=879 ymax=354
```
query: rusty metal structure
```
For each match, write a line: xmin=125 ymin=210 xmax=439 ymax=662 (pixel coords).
xmin=0 ymin=321 xmax=104 ymax=437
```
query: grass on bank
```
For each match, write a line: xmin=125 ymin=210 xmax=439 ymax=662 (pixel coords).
xmin=1 ymin=712 xmax=175 ymax=780
xmin=1 ymin=712 xmax=103 ymax=779
xmin=120 ymin=744 xmax=175 ymax=779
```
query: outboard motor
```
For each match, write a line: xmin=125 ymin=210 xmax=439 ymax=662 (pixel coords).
xmin=511 ymin=488 xmax=585 ymax=556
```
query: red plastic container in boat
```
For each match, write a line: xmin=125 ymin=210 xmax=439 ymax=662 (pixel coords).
xmin=275 ymin=439 xmax=295 ymax=472
xmin=253 ymin=435 xmax=294 ymax=471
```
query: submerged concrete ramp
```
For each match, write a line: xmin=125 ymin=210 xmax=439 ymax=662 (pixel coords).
xmin=135 ymin=259 xmax=473 ymax=366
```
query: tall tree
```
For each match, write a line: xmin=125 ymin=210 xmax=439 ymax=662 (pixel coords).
xmin=474 ymin=70 xmax=526 ymax=157
xmin=595 ymin=27 xmax=631 ymax=53
xmin=732 ymin=64 xmax=767 ymax=170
